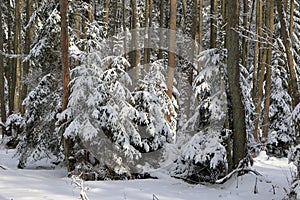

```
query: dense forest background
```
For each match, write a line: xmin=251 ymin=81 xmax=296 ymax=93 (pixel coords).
xmin=0 ymin=0 xmax=299 ymax=190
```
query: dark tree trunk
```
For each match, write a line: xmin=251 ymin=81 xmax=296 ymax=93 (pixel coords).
xmin=20 ymin=0 xmax=33 ymax=115
xmin=226 ymin=0 xmax=247 ymax=168
xmin=0 ymin=0 xmax=7 ymax=137
xmin=60 ymin=0 xmax=73 ymax=172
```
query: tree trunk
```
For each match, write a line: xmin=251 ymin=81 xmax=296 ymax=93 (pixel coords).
xmin=262 ymin=0 xmax=274 ymax=141
xmin=226 ymin=0 xmax=247 ymax=168
xmin=13 ymin=0 xmax=23 ymax=114
xmin=144 ymin=0 xmax=149 ymax=66
xmin=144 ymin=0 xmax=152 ymax=72
xmin=166 ymin=0 xmax=177 ymax=100
xmin=75 ymin=0 xmax=81 ymax=39
xmin=104 ymin=0 xmax=109 ymax=24
xmin=60 ymin=0 xmax=72 ymax=172
xmin=210 ymin=0 xmax=218 ymax=48
xmin=6 ymin=0 xmax=14 ymax=115
xmin=20 ymin=0 xmax=33 ymax=115
xmin=122 ymin=0 xmax=127 ymax=62
xmin=130 ymin=0 xmax=141 ymax=78
xmin=0 ymin=0 xmax=6 ymax=137
xmin=241 ymin=0 xmax=249 ymax=69
xmin=158 ymin=0 xmax=165 ymax=59
xmin=252 ymin=0 xmax=263 ymax=142
xmin=198 ymin=0 xmax=203 ymax=71
xmin=289 ymin=0 xmax=294 ymax=43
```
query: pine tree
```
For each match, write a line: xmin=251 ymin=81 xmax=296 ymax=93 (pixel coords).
xmin=267 ymin=62 xmax=295 ymax=157
xmin=16 ymin=74 xmax=62 ymax=168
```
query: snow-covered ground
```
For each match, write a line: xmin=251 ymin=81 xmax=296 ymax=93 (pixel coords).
xmin=0 ymin=147 xmax=297 ymax=200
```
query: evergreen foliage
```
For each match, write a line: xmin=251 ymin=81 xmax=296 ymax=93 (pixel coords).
xmin=16 ymin=74 xmax=62 ymax=168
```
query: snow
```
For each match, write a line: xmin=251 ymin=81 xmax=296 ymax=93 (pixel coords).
xmin=0 ymin=147 xmax=297 ymax=200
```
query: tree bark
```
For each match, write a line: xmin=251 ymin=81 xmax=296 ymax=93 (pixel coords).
xmin=198 ymin=0 xmax=203 ymax=71
xmin=130 ymin=0 xmax=141 ymax=78
xmin=262 ymin=0 xmax=274 ymax=141
xmin=104 ymin=0 xmax=109 ymax=24
xmin=122 ymin=0 xmax=127 ymax=62
xmin=226 ymin=0 xmax=247 ymax=168
xmin=210 ymin=0 xmax=218 ymax=48
xmin=289 ymin=0 xmax=294 ymax=43
xmin=0 ymin=0 xmax=6 ymax=137
xmin=60 ymin=0 xmax=72 ymax=172
xmin=166 ymin=0 xmax=177 ymax=100
xmin=13 ymin=0 xmax=23 ymax=114
xmin=20 ymin=0 xmax=33 ymax=115
xmin=6 ymin=0 xmax=14 ymax=115
xmin=158 ymin=0 xmax=165 ymax=59
xmin=252 ymin=0 xmax=263 ymax=142
xmin=241 ymin=0 xmax=249 ymax=69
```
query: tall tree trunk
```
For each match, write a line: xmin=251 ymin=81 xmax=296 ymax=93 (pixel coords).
xmin=6 ymin=1 xmax=14 ymax=115
xmin=122 ymin=0 xmax=127 ymax=62
xmin=144 ymin=0 xmax=150 ymax=66
xmin=226 ymin=0 xmax=247 ymax=168
xmin=158 ymin=0 xmax=165 ymax=59
xmin=166 ymin=0 xmax=177 ymax=100
xmin=60 ymin=0 xmax=72 ymax=172
xmin=262 ymin=0 xmax=274 ymax=141
xmin=252 ymin=0 xmax=263 ymax=142
xmin=253 ymin=0 xmax=262 ymax=99
xmin=104 ymin=0 xmax=109 ymax=24
xmin=75 ymin=0 xmax=81 ymax=39
xmin=289 ymin=0 xmax=294 ymax=43
xmin=198 ymin=0 xmax=203 ymax=71
xmin=20 ymin=0 xmax=33 ymax=115
xmin=210 ymin=0 xmax=218 ymax=48
xmin=144 ymin=0 xmax=153 ymax=72
xmin=276 ymin=0 xmax=300 ymax=138
xmin=0 ymin=0 xmax=6 ymax=137
xmin=130 ymin=0 xmax=141 ymax=78
xmin=13 ymin=0 xmax=23 ymax=113
xmin=241 ymin=0 xmax=249 ymax=69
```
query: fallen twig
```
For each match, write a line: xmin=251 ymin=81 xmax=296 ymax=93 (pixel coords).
xmin=216 ymin=168 xmax=263 ymax=184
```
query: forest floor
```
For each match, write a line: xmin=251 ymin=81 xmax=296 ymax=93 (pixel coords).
xmin=0 ymin=144 xmax=298 ymax=200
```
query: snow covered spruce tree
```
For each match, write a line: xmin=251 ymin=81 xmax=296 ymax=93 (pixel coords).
xmin=16 ymin=74 xmax=62 ymax=169
xmin=132 ymin=60 xmax=177 ymax=166
xmin=171 ymin=50 xmax=228 ymax=183
xmin=60 ymin=32 xmax=177 ymax=179
xmin=266 ymin=43 xmax=295 ymax=157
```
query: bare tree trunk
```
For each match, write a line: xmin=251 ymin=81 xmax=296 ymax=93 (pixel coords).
xmin=7 ymin=0 xmax=13 ymax=115
xmin=289 ymin=0 xmax=294 ymax=43
xmin=60 ymin=0 xmax=73 ymax=172
xmin=262 ymin=0 xmax=274 ymax=141
xmin=104 ymin=0 xmax=109 ymax=24
xmin=122 ymin=0 xmax=127 ymax=62
xmin=252 ymin=0 xmax=263 ymax=142
xmin=226 ymin=0 xmax=247 ymax=168
xmin=253 ymin=0 xmax=262 ymax=100
xmin=158 ymin=0 xmax=164 ymax=59
xmin=167 ymin=0 xmax=177 ymax=100
xmin=130 ymin=0 xmax=141 ymax=78
xmin=198 ymin=0 xmax=203 ymax=71
xmin=210 ymin=0 xmax=218 ymax=48
xmin=144 ymin=0 xmax=152 ymax=72
xmin=13 ymin=0 xmax=23 ymax=113
xmin=0 ymin=0 xmax=6 ymax=137
xmin=144 ymin=0 xmax=149 ymax=66
xmin=241 ymin=0 xmax=249 ymax=69
xmin=75 ymin=0 xmax=81 ymax=38
xmin=20 ymin=0 xmax=33 ymax=115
